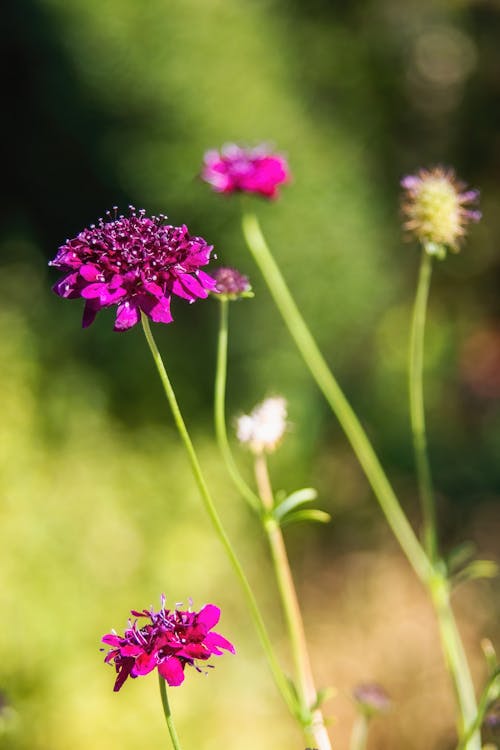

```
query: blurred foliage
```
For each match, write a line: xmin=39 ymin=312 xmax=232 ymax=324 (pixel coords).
xmin=1 ymin=0 xmax=499 ymax=748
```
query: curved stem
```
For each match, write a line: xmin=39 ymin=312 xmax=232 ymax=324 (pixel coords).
xmin=141 ymin=313 xmax=296 ymax=715
xmin=141 ymin=314 xmax=297 ymax=717
xmin=409 ymin=251 xmax=479 ymax=748
xmin=409 ymin=250 xmax=438 ymax=561
xmin=458 ymin=669 xmax=500 ymax=750
xmin=158 ymin=674 xmax=183 ymax=750
xmin=214 ymin=299 xmax=261 ymax=512
xmin=241 ymin=211 xmax=431 ymax=584
xmin=255 ymin=453 xmax=332 ymax=750
xmin=429 ymin=576 xmax=481 ymax=750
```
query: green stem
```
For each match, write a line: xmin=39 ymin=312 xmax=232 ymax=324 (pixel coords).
xmin=349 ymin=714 xmax=369 ymax=750
xmin=255 ymin=453 xmax=332 ymax=750
xmin=458 ymin=669 xmax=500 ymax=750
xmin=409 ymin=249 xmax=438 ymax=561
xmin=430 ymin=571 xmax=481 ymax=749
xmin=158 ymin=674 xmax=183 ymax=750
xmin=140 ymin=314 xmax=296 ymax=717
xmin=214 ymin=299 xmax=261 ymax=512
xmin=241 ymin=211 xmax=431 ymax=584
xmin=409 ymin=251 xmax=479 ymax=748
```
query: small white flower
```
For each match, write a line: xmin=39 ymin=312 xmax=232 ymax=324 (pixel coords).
xmin=236 ymin=397 xmax=288 ymax=455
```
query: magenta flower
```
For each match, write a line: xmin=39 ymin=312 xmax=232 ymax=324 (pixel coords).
xmin=49 ymin=208 xmax=216 ymax=331
xmin=102 ymin=598 xmax=235 ymax=691
xmin=202 ymin=144 xmax=290 ymax=199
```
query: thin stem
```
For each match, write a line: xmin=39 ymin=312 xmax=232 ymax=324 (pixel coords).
xmin=430 ymin=575 xmax=481 ymax=749
xmin=214 ymin=299 xmax=261 ymax=512
xmin=158 ymin=674 xmax=183 ymax=750
xmin=241 ymin=213 xmax=480 ymax=748
xmin=255 ymin=453 xmax=332 ymax=750
xmin=409 ymin=251 xmax=479 ymax=748
xmin=241 ymin=211 xmax=431 ymax=584
xmin=349 ymin=714 xmax=369 ymax=750
xmin=457 ymin=669 xmax=500 ymax=750
xmin=140 ymin=314 xmax=296 ymax=717
xmin=409 ymin=249 xmax=438 ymax=561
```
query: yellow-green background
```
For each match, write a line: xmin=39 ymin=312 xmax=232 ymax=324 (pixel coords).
xmin=1 ymin=1 xmax=499 ymax=748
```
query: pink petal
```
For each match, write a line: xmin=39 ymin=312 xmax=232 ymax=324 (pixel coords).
xmin=102 ymin=634 xmax=122 ymax=647
xmin=204 ymin=631 xmax=236 ymax=654
xmin=81 ymin=282 xmax=108 ymax=300
xmin=158 ymin=657 xmax=185 ymax=686
xmin=132 ymin=651 xmax=157 ymax=676
xmin=79 ymin=264 xmax=101 ymax=282
xmin=82 ymin=300 xmax=100 ymax=328
xmin=197 ymin=604 xmax=220 ymax=629
xmin=140 ymin=295 xmax=173 ymax=324
xmin=114 ymin=301 xmax=140 ymax=331
xmin=171 ymin=278 xmax=194 ymax=300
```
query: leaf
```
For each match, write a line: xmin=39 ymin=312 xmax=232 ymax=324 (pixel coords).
xmin=280 ymin=509 xmax=331 ymax=528
xmin=310 ymin=686 xmax=336 ymax=711
xmin=446 ymin=541 xmax=476 ymax=574
xmin=274 ymin=487 xmax=318 ymax=520
xmin=453 ymin=560 xmax=498 ymax=586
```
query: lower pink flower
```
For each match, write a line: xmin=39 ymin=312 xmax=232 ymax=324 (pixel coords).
xmin=102 ymin=597 xmax=235 ymax=691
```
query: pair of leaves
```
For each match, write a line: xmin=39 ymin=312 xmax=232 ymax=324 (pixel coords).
xmin=447 ymin=542 xmax=498 ymax=587
xmin=273 ymin=488 xmax=331 ymax=528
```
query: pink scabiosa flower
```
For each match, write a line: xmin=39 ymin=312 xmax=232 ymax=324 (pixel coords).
xmin=49 ymin=208 xmax=217 ymax=331
xmin=102 ymin=597 xmax=235 ymax=692
xmin=212 ymin=266 xmax=253 ymax=300
xmin=401 ymin=167 xmax=481 ymax=257
xmin=202 ymin=144 xmax=290 ymax=199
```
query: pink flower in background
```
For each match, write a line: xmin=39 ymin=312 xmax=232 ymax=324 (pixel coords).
xmin=49 ymin=208 xmax=216 ymax=331
xmin=212 ymin=266 xmax=253 ymax=300
xmin=202 ymin=144 xmax=290 ymax=199
xmin=102 ymin=597 xmax=235 ymax=692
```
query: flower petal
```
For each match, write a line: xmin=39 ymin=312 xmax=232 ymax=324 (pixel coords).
xmin=114 ymin=301 xmax=140 ymax=331
xmin=204 ymin=631 xmax=236 ymax=654
xmin=196 ymin=604 xmax=220 ymax=630
xmin=158 ymin=657 xmax=185 ymax=686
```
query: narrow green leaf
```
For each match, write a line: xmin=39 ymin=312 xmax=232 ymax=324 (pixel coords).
xmin=280 ymin=509 xmax=331 ymax=528
xmin=453 ymin=560 xmax=498 ymax=586
xmin=274 ymin=487 xmax=318 ymax=520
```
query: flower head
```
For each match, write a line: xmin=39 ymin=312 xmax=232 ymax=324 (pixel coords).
xmin=401 ymin=167 xmax=481 ymax=257
xmin=102 ymin=597 xmax=235 ymax=692
xmin=353 ymin=683 xmax=391 ymax=716
xmin=49 ymin=208 xmax=216 ymax=331
xmin=236 ymin=396 xmax=288 ymax=455
xmin=212 ymin=267 xmax=253 ymax=301
xmin=202 ymin=144 xmax=289 ymax=199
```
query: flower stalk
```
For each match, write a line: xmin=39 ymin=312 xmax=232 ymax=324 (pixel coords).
xmin=214 ymin=299 xmax=261 ymax=512
xmin=214 ymin=298 xmax=331 ymax=749
xmin=409 ymin=250 xmax=480 ymax=749
xmin=409 ymin=249 xmax=437 ymax=562
xmin=159 ymin=673 xmax=183 ymax=750
xmin=429 ymin=574 xmax=481 ymax=749
xmin=255 ymin=453 xmax=332 ymax=750
xmin=349 ymin=714 xmax=368 ymax=750
xmin=140 ymin=313 xmax=296 ymax=717
xmin=241 ymin=211 xmax=431 ymax=584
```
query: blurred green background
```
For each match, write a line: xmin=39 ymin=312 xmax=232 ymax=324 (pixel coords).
xmin=1 ymin=0 xmax=499 ymax=748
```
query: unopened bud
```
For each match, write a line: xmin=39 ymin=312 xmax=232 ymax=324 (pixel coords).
xmin=236 ymin=396 xmax=287 ymax=455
